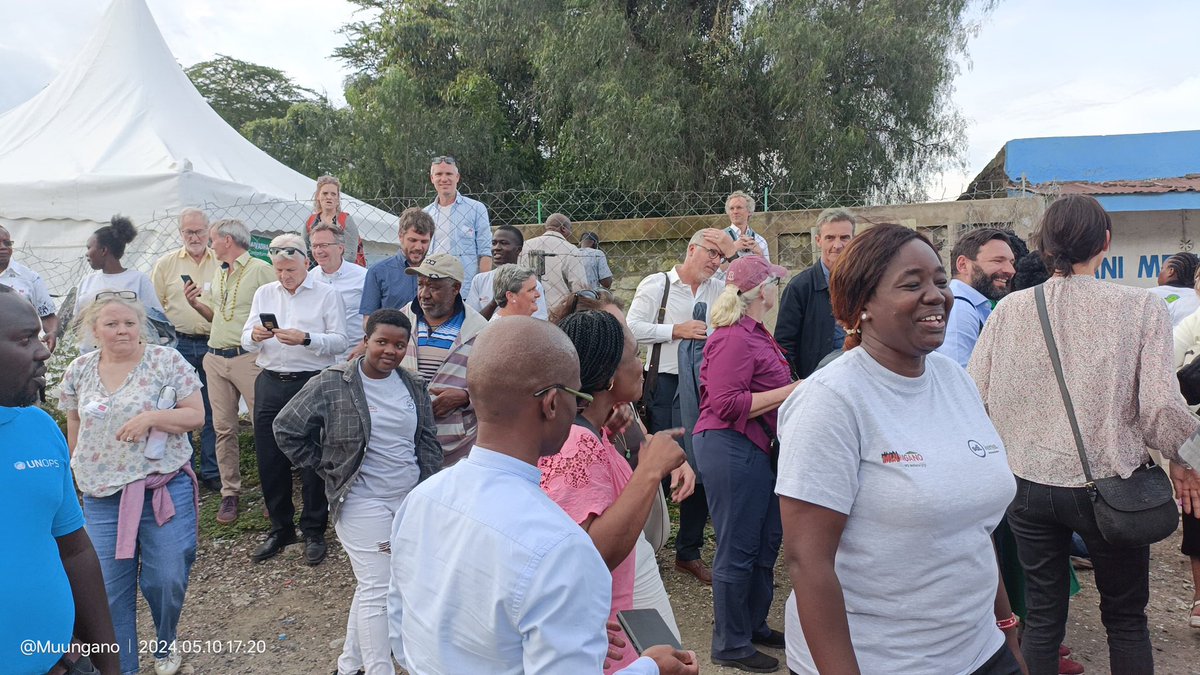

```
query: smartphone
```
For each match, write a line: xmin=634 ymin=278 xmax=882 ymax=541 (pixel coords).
xmin=180 ymin=274 xmax=193 ymax=284
xmin=259 ymin=312 xmax=280 ymax=331
xmin=616 ymin=609 xmax=682 ymax=654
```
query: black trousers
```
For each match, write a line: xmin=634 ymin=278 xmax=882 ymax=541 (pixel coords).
xmin=648 ymin=372 xmax=710 ymax=562
xmin=254 ymin=370 xmax=328 ymax=538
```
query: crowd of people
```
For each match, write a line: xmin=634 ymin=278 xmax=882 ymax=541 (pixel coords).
xmin=5 ymin=156 xmax=1200 ymax=675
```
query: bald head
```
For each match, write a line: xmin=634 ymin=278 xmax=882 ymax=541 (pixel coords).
xmin=469 ymin=317 xmax=581 ymax=461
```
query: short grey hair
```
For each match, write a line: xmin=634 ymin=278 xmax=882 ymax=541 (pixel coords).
xmin=309 ymin=222 xmax=345 ymax=246
xmin=178 ymin=208 xmax=208 ymax=228
xmin=492 ymin=264 xmax=537 ymax=307
xmin=545 ymin=212 xmax=572 ymax=234
xmin=210 ymin=218 xmax=251 ymax=249
xmin=268 ymin=233 xmax=307 ymax=264
xmin=816 ymin=207 xmax=856 ymax=231
xmin=726 ymin=190 xmax=756 ymax=213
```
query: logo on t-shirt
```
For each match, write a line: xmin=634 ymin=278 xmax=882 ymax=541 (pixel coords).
xmin=881 ymin=450 xmax=925 ymax=468
xmin=967 ymin=440 xmax=1001 ymax=459
xmin=13 ymin=458 xmax=60 ymax=470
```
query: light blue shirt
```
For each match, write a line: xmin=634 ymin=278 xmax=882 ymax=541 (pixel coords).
xmin=936 ymin=278 xmax=993 ymax=368
xmin=424 ymin=193 xmax=492 ymax=299
xmin=388 ymin=446 xmax=659 ymax=675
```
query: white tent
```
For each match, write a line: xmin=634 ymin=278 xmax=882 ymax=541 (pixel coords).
xmin=0 ymin=0 xmax=396 ymax=295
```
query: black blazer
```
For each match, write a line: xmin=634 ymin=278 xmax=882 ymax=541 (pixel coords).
xmin=774 ymin=263 xmax=835 ymax=379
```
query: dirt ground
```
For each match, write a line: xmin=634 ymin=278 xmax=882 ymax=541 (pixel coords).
xmin=136 ymin=486 xmax=1200 ymax=674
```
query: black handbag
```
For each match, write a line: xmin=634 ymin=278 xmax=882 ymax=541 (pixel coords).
xmin=1035 ymin=284 xmax=1179 ymax=548
xmin=1177 ymin=349 xmax=1200 ymax=405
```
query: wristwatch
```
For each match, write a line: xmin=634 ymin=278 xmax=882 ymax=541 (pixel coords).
xmin=302 ymin=333 xmax=312 ymax=346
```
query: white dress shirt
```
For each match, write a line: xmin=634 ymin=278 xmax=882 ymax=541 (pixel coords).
xmin=240 ymin=272 xmax=348 ymax=372
xmin=315 ymin=261 xmax=368 ymax=358
xmin=388 ymin=446 xmax=659 ymax=675
xmin=627 ymin=267 xmax=725 ymax=375
xmin=725 ymin=224 xmax=772 ymax=263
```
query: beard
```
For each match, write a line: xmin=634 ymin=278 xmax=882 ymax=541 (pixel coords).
xmin=970 ymin=264 xmax=1010 ymax=302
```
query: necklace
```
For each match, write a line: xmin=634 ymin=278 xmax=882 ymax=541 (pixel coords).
xmin=218 ymin=261 xmax=250 ymax=323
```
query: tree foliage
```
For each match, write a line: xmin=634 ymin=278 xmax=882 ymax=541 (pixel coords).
xmin=246 ymin=0 xmax=987 ymax=201
xmin=186 ymin=55 xmax=320 ymax=132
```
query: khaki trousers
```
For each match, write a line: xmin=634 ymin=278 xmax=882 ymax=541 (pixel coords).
xmin=202 ymin=351 xmax=261 ymax=497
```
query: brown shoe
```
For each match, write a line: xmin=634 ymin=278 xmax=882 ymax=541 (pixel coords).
xmin=675 ymin=557 xmax=712 ymax=585
xmin=216 ymin=496 xmax=239 ymax=524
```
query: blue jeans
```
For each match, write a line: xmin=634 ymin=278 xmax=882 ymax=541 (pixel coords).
xmin=84 ymin=473 xmax=197 ymax=675
xmin=1007 ymin=477 xmax=1153 ymax=675
xmin=693 ymin=429 xmax=781 ymax=659
xmin=175 ymin=335 xmax=218 ymax=482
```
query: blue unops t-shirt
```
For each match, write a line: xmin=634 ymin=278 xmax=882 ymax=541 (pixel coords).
xmin=0 ymin=406 xmax=85 ymax=674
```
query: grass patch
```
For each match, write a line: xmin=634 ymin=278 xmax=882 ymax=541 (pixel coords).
xmin=197 ymin=425 xmax=271 ymax=541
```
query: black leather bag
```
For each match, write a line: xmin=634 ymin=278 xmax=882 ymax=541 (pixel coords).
xmin=1035 ymin=285 xmax=1179 ymax=548
xmin=1177 ymin=350 xmax=1200 ymax=405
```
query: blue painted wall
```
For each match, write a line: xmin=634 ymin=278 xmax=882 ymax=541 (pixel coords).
xmin=1004 ymin=129 xmax=1200 ymax=183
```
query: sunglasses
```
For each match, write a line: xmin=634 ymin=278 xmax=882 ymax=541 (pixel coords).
xmin=95 ymin=290 xmax=138 ymax=301
xmin=431 ymin=155 xmax=457 ymax=165
xmin=268 ymin=246 xmax=305 ymax=257
xmin=0 ymin=239 xmax=16 ymax=248
xmin=533 ymin=384 xmax=594 ymax=407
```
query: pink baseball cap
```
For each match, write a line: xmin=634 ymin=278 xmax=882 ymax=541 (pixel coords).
xmin=725 ymin=255 xmax=788 ymax=292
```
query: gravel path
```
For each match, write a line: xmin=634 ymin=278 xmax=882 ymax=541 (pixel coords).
xmin=135 ymin=487 xmax=1200 ymax=674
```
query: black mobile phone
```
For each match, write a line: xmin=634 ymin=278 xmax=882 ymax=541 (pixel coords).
xmin=616 ymin=609 xmax=682 ymax=654
xmin=180 ymin=274 xmax=193 ymax=284
xmin=259 ymin=313 xmax=280 ymax=331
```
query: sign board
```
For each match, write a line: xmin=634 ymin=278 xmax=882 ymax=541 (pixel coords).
xmin=250 ymin=234 xmax=272 ymax=263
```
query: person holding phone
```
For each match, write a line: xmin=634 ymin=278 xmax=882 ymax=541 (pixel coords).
xmin=151 ymin=208 xmax=222 ymax=493
xmin=540 ymin=310 xmax=690 ymax=673
xmin=241 ymin=234 xmax=348 ymax=565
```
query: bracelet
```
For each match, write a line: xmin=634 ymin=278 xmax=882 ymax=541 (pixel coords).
xmin=996 ymin=615 xmax=1020 ymax=630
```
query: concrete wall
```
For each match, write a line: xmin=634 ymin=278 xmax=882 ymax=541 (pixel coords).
xmin=1093 ymin=209 xmax=1200 ymax=288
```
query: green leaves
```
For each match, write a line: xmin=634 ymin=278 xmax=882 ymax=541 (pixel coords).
xmin=186 ymin=55 xmax=320 ymax=133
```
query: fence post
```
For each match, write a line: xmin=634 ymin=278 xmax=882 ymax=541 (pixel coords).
xmin=537 ymin=199 xmax=543 ymax=224
xmin=762 ymin=187 xmax=769 ymax=213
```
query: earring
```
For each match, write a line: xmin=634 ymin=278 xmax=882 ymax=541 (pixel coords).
xmin=860 ymin=311 xmax=868 ymax=321
xmin=607 ymin=380 xmax=615 ymax=391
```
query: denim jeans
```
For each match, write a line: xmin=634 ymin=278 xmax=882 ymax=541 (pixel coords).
xmin=83 ymin=473 xmax=197 ymax=675
xmin=1006 ymin=476 xmax=1153 ymax=675
xmin=693 ymin=429 xmax=781 ymax=660
xmin=175 ymin=335 xmax=218 ymax=482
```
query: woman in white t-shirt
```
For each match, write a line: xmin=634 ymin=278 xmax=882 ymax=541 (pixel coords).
xmin=775 ymin=224 xmax=1023 ymax=675
xmin=73 ymin=216 xmax=168 ymax=349
xmin=274 ymin=309 xmax=442 ymax=675
xmin=1147 ymin=251 xmax=1200 ymax=326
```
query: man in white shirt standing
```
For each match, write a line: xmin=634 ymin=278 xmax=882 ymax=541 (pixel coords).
xmin=241 ymin=234 xmax=348 ymax=565
xmin=627 ymin=228 xmax=736 ymax=586
xmin=389 ymin=316 xmax=698 ymax=675
xmin=310 ymin=223 xmax=368 ymax=360
xmin=519 ymin=212 xmax=589 ymax=309
xmin=0 ymin=225 xmax=59 ymax=351
xmin=724 ymin=191 xmax=771 ymax=262
xmin=424 ymin=155 xmax=492 ymax=299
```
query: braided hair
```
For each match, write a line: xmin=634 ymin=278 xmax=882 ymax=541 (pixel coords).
xmin=556 ymin=310 xmax=625 ymax=395
xmin=1164 ymin=252 xmax=1199 ymax=288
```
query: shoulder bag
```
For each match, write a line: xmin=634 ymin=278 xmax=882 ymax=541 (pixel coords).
xmin=1035 ymin=284 xmax=1179 ymax=548
xmin=636 ymin=272 xmax=672 ymax=428
xmin=1177 ymin=346 xmax=1200 ymax=405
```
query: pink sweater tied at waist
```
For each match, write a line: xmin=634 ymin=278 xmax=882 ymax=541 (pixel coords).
xmin=115 ymin=464 xmax=199 ymax=560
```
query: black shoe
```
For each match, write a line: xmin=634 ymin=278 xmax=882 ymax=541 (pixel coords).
xmin=201 ymin=477 xmax=222 ymax=493
xmin=712 ymin=650 xmax=780 ymax=673
xmin=251 ymin=530 xmax=297 ymax=562
xmin=304 ymin=535 xmax=327 ymax=566
xmin=751 ymin=628 xmax=785 ymax=650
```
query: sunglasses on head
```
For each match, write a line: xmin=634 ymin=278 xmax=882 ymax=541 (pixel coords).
xmin=533 ymin=383 xmax=594 ymax=407
xmin=268 ymin=246 xmax=305 ymax=257
xmin=431 ymin=155 xmax=457 ymax=165
xmin=95 ymin=290 xmax=138 ymax=301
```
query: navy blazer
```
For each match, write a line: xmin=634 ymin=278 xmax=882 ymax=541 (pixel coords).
xmin=774 ymin=263 xmax=835 ymax=379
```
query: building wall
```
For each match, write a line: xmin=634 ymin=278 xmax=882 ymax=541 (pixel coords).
xmin=1094 ymin=209 xmax=1200 ymax=287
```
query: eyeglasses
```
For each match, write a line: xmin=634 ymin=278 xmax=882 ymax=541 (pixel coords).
xmin=95 ymin=290 xmax=138 ymax=301
xmin=311 ymin=242 xmax=342 ymax=251
xmin=268 ymin=246 xmax=305 ymax=257
xmin=574 ymin=289 xmax=601 ymax=300
xmin=431 ymin=155 xmax=457 ymax=165
xmin=533 ymin=384 xmax=594 ymax=407
xmin=181 ymin=229 xmax=208 ymax=240
xmin=0 ymin=239 xmax=14 ymax=248
xmin=697 ymin=246 xmax=722 ymax=261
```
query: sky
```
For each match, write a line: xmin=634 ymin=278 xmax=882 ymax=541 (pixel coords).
xmin=3 ymin=0 xmax=1199 ymax=201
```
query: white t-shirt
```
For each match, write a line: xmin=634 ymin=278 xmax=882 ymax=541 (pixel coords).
xmin=355 ymin=365 xmax=421 ymax=501
xmin=776 ymin=348 xmax=1015 ymax=675
xmin=466 ymin=270 xmax=549 ymax=320
xmin=1147 ymin=285 xmax=1200 ymax=327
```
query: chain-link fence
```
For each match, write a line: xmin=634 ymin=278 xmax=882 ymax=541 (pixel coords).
xmin=15 ymin=179 xmax=1051 ymax=313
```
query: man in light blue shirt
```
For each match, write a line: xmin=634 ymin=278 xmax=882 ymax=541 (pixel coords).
xmin=936 ymin=228 xmax=1016 ymax=367
xmin=388 ymin=317 xmax=698 ymax=675
xmin=424 ymin=156 xmax=493 ymax=300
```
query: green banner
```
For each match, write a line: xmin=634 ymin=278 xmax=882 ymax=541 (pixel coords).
xmin=250 ymin=234 xmax=272 ymax=263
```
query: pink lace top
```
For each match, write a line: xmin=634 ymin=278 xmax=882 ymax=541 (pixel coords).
xmin=539 ymin=424 xmax=636 ymax=673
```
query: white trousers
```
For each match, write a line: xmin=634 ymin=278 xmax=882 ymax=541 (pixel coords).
xmin=631 ymin=532 xmax=681 ymax=642
xmin=335 ymin=492 xmax=406 ymax=675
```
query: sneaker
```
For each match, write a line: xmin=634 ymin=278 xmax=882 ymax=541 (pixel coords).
xmin=216 ymin=495 xmax=239 ymax=524
xmin=712 ymin=650 xmax=780 ymax=673
xmin=1190 ymin=600 xmax=1200 ymax=629
xmin=154 ymin=648 xmax=182 ymax=675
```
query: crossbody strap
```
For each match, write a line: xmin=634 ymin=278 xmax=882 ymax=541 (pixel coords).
xmin=1034 ymin=284 xmax=1095 ymax=486
xmin=645 ymin=272 xmax=672 ymax=393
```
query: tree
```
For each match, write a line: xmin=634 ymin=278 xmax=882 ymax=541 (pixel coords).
xmin=186 ymin=55 xmax=320 ymax=132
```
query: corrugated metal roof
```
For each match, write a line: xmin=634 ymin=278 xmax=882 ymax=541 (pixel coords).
xmin=1023 ymin=175 xmax=1200 ymax=196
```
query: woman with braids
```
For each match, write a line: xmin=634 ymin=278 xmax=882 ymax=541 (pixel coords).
xmin=1148 ymin=251 xmax=1200 ymax=325
xmin=690 ymin=255 xmax=796 ymax=673
xmin=74 ymin=215 xmax=168 ymax=350
xmin=538 ymin=310 xmax=689 ymax=673
xmin=777 ymin=224 xmax=1022 ymax=674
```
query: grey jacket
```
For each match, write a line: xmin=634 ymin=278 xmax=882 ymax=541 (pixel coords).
xmin=274 ymin=357 xmax=443 ymax=523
